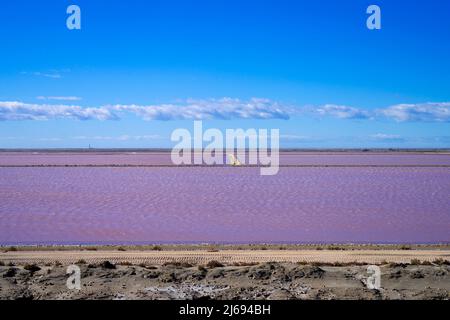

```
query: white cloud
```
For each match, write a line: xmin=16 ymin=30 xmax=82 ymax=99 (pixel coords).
xmin=279 ymin=134 xmax=311 ymax=141
xmin=21 ymin=69 xmax=71 ymax=79
xmin=117 ymin=135 xmax=161 ymax=141
xmin=37 ymin=137 xmax=63 ymax=141
xmin=0 ymin=101 xmax=116 ymax=121
xmin=308 ymin=102 xmax=450 ymax=122
xmin=370 ymin=133 xmax=404 ymax=142
xmin=313 ymin=104 xmax=371 ymax=119
xmin=0 ymin=98 xmax=290 ymax=121
xmin=1 ymin=99 xmax=450 ymax=123
xmin=37 ymin=96 xmax=82 ymax=101
xmin=110 ymin=98 xmax=291 ymax=121
xmin=35 ymin=72 xmax=61 ymax=79
xmin=379 ymin=102 xmax=450 ymax=122
xmin=21 ymin=71 xmax=62 ymax=79
xmin=371 ymin=133 xmax=401 ymax=139
xmin=73 ymin=135 xmax=161 ymax=141
xmin=72 ymin=135 xmax=114 ymax=140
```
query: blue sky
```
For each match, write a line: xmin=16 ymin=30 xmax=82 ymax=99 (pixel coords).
xmin=0 ymin=0 xmax=449 ymax=148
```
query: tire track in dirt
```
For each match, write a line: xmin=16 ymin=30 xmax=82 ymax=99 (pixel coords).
xmin=1 ymin=250 xmax=449 ymax=265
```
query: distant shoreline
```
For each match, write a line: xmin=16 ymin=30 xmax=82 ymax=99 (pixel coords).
xmin=1 ymin=148 xmax=450 ymax=153
xmin=2 ymin=244 xmax=449 ymax=251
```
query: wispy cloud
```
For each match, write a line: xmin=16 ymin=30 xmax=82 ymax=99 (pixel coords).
xmin=1 ymin=99 xmax=450 ymax=122
xmin=370 ymin=133 xmax=405 ymax=142
xmin=21 ymin=72 xmax=61 ymax=79
xmin=279 ymin=134 xmax=312 ymax=141
xmin=73 ymin=135 xmax=161 ymax=141
xmin=37 ymin=96 xmax=82 ymax=101
xmin=37 ymin=137 xmax=63 ymax=142
xmin=34 ymin=72 xmax=61 ymax=79
xmin=21 ymin=69 xmax=71 ymax=79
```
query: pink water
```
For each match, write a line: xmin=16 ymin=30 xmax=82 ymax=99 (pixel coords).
xmin=1 ymin=160 xmax=449 ymax=244
xmin=1 ymin=152 xmax=450 ymax=166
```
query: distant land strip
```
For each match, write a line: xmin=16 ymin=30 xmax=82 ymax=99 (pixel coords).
xmin=1 ymin=164 xmax=450 ymax=168
xmin=1 ymin=148 xmax=450 ymax=153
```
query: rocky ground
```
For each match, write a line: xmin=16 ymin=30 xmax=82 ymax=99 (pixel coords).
xmin=0 ymin=261 xmax=448 ymax=300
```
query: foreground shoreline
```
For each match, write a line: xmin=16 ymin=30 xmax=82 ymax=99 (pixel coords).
xmin=1 ymin=248 xmax=449 ymax=300
xmin=1 ymin=260 xmax=449 ymax=300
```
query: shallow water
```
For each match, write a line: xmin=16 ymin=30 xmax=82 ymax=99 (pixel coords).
xmin=1 ymin=163 xmax=449 ymax=244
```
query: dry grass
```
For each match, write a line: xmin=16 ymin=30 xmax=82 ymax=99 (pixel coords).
xmin=163 ymin=261 xmax=193 ymax=268
xmin=388 ymin=262 xmax=408 ymax=268
xmin=230 ymin=262 xmax=258 ymax=267
xmin=23 ymin=263 xmax=41 ymax=272
xmin=100 ymin=261 xmax=116 ymax=269
xmin=2 ymin=243 xmax=449 ymax=252
xmin=409 ymin=258 xmax=449 ymax=266
xmin=206 ymin=245 xmax=220 ymax=252
xmin=326 ymin=245 xmax=347 ymax=251
xmin=138 ymin=262 xmax=158 ymax=269
xmin=432 ymin=258 xmax=450 ymax=266
xmin=206 ymin=260 xmax=224 ymax=268
xmin=310 ymin=261 xmax=367 ymax=267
